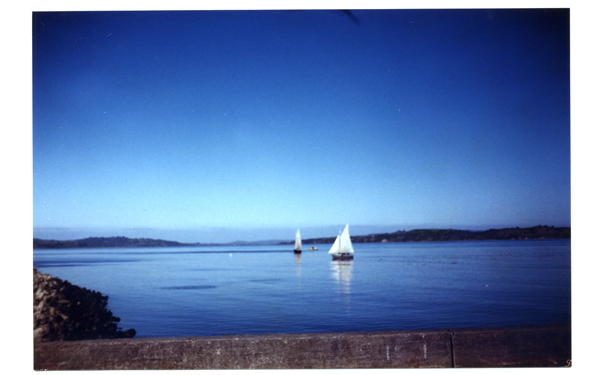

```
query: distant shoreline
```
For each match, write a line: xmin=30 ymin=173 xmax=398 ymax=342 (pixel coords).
xmin=33 ymin=225 xmax=570 ymax=249
xmin=286 ymin=225 xmax=571 ymax=245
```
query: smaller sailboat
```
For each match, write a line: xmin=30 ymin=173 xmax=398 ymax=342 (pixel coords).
xmin=294 ymin=229 xmax=302 ymax=253
xmin=328 ymin=224 xmax=354 ymax=260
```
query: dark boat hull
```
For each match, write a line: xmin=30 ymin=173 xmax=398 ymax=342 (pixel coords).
xmin=331 ymin=253 xmax=353 ymax=260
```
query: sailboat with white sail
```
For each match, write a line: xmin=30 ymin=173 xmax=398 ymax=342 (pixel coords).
xmin=294 ymin=229 xmax=302 ymax=253
xmin=328 ymin=224 xmax=354 ymax=260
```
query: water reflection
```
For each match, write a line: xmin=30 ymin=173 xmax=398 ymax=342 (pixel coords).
xmin=330 ymin=260 xmax=353 ymax=295
xmin=294 ymin=252 xmax=301 ymax=278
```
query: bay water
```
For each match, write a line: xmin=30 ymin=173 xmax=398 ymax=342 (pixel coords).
xmin=33 ymin=239 xmax=571 ymax=338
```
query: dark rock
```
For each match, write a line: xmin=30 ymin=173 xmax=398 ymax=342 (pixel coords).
xmin=33 ymin=268 xmax=136 ymax=342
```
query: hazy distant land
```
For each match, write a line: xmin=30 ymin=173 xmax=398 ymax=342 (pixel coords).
xmin=285 ymin=225 xmax=571 ymax=245
xmin=33 ymin=226 xmax=570 ymax=249
xmin=33 ymin=236 xmax=200 ymax=249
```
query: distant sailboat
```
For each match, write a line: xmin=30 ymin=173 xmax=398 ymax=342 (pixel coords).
xmin=294 ymin=229 xmax=302 ymax=253
xmin=328 ymin=224 xmax=354 ymax=260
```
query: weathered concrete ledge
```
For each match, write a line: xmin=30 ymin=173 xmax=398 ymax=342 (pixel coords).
xmin=34 ymin=324 xmax=571 ymax=370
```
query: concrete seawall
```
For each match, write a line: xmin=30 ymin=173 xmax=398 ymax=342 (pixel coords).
xmin=34 ymin=324 xmax=571 ymax=370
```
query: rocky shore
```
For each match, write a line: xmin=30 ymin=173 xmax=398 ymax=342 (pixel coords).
xmin=33 ymin=268 xmax=136 ymax=342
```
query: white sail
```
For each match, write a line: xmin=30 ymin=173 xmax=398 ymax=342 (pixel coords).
xmin=329 ymin=225 xmax=354 ymax=259
xmin=328 ymin=234 xmax=341 ymax=254
xmin=294 ymin=229 xmax=302 ymax=251
xmin=338 ymin=224 xmax=354 ymax=254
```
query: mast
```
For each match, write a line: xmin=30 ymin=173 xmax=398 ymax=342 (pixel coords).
xmin=339 ymin=224 xmax=354 ymax=254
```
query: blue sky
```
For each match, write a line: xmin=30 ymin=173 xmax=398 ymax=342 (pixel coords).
xmin=31 ymin=9 xmax=571 ymax=242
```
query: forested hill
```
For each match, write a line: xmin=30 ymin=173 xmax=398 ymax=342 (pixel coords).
xmin=33 ymin=236 xmax=201 ymax=249
xmin=34 ymin=226 xmax=571 ymax=249
xmin=290 ymin=226 xmax=571 ymax=245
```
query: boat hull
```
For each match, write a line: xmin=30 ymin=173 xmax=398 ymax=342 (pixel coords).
xmin=293 ymin=250 xmax=301 ymax=254
xmin=331 ymin=253 xmax=353 ymax=260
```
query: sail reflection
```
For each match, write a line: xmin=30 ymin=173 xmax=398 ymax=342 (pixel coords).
xmin=330 ymin=259 xmax=353 ymax=295
xmin=294 ymin=252 xmax=301 ymax=278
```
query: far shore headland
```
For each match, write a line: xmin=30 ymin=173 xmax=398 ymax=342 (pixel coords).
xmin=33 ymin=225 xmax=570 ymax=249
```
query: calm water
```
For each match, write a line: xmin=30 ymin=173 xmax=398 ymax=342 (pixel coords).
xmin=33 ymin=239 xmax=571 ymax=338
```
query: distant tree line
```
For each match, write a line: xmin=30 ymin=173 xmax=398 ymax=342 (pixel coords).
xmin=34 ymin=226 xmax=571 ymax=249
xmin=292 ymin=225 xmax=571 ymax=245
xmin=33 ymin=236 xmax=199 ymax=249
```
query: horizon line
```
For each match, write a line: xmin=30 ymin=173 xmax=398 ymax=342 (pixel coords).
xmin=33 ymin=224 xmax=571 ymax=244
